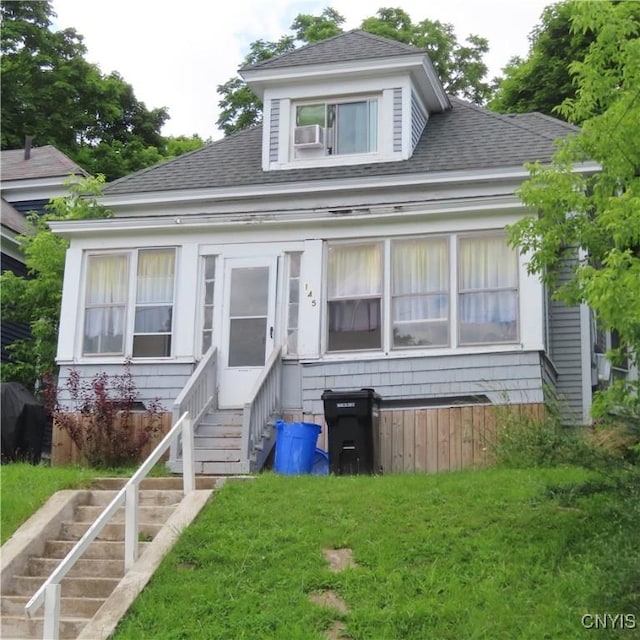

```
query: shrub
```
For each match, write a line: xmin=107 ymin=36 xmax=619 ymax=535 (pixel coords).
xmin=485 ymin=400 xmax=599 ymax=469
xmin=52 ymin=362 xmax=164 ymax=468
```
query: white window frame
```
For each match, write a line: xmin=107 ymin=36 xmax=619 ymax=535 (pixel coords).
xmin=81 ymin=248 xmax=177 ymax=359
xmin=199 ymin=254 xmax=217 ymax=356
xmin=292 ymin=95 xmax=380 ymax=161
xmin=324 ymin=233 xmax=520 ymax=355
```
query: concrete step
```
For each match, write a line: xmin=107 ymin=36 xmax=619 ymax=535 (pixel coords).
xmin=89 ymin=476 xmax=221 ymax=491
xmin=88 ymin=489 xmax=184 ymax=507
xmin=7 ymin=576 xmax=120 ymax=599
xmin=74 ymin=504 xmax=176 ymax=524
xmin=2 ymin=614 xmax=88 ymax=639
xmin=2 ymin=594 xmax=104 ymax=618
xmin=44 ymin=539 xmax=149 ymax=560
xmin=59 ymin=521 xmax=162 ymax=542
xmin=27 ymin=557 xmax=125 ymax=579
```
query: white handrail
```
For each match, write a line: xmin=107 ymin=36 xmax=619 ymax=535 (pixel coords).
xmin=25 ymin=411 xmax=195 ymax=639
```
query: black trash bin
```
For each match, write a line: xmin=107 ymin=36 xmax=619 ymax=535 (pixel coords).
xmin=321 ymin=388 xmax=381 ymax=475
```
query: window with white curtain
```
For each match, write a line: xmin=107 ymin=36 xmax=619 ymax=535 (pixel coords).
xmin=326 ymin=233 xmax=519 ymax=353
xmin=83 ymin=254 xmax=129 ymax=354
xmin=327 ymin=243 xmax=382 ymax=351
xmin=392 ymin=238 xmax=449 ymax=347
xmin=83 ymin=248 xmax=176 ymax=357
xmin=458 ymin=235 xmax=518 ymax=344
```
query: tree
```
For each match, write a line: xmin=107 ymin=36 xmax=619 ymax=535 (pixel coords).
xmin=488 ymin=2 xmax=599 ymax=121
xmin=508 ymin=0 xmax=640 ymax=426
xmin=1 ymin=1 xmax=204 ymax=180
xmin=216 ymin=6 xmax=491 ymax=135
xmin=0 ymin=176 xmax=111 ymax=391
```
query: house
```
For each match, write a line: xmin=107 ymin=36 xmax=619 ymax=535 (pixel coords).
xmin=1 ymin=143 xmax=88 ymax=365
xmin=51 ymin=30 xmax=603 ymax=474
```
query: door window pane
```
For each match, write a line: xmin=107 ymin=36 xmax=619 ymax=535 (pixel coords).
xmin=230 ymin=267 xmax=268 ymax=316
xmin=229 ymin=318 xmax=267 ymax=366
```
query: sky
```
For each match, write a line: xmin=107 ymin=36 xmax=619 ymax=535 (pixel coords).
xmin=50 ymin=0 xmax=553 ymax=141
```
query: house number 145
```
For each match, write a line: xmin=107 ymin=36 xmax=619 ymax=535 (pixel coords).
xmin=304 ymin=283 xmax=317 ymax=307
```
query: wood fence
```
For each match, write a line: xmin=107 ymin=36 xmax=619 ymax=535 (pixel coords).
xmin=288 ymin=403 xmax=545 ymax=474
xmin=51 ymin=412 xmax=172 ymax=467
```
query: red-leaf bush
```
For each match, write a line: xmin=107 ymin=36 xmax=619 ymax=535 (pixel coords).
xmin=52 ymin=361 xmax=165 ymax=468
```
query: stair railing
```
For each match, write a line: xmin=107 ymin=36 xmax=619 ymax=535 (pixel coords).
xmin=25 ymin=411 xmax=196 ymax=640
xmin=242 ymin=346 xmax=282 ymax=467
xmin=169 ymin=346 xmax=217 ymax=468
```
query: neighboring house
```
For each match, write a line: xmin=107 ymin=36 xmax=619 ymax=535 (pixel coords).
xmin=1 ymin=143 xmax=89 ymax=365
xmin=51 ymin=31 xmax=604 ymax=474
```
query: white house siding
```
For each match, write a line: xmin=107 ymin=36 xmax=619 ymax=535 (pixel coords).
xmin=298 ymin=351 xmax=545 ymax=416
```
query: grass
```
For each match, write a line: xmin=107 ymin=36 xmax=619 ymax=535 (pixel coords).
xmin=2 ymin=463 xmax=636 ymax=638
xmin=108 ymin=467 xmax=639 ymax=640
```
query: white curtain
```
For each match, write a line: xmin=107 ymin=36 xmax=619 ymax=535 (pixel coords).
xmin=459 ymin=236 xmax=518 ymax=340
xmin=328 ymin=244 xmax=381 ymax=298
xmin=392 ymin=239 xmax=448 ymax=320
xmin=84 ymin=254 xmax=128 ymax=342
xmin=136 ymin=250 xmax=175 ymax=303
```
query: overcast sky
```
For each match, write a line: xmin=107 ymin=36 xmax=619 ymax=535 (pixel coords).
xmin=50 ymin=0 xmax=553 ymax=140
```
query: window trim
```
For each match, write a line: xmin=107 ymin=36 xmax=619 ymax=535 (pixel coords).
xmin=291 ymin=95 xmax=381 ymax=161
xmin=81 ymin=247 xmax=177 ymax=359
xmin=324 ymin=233 xmax=520 ymax=355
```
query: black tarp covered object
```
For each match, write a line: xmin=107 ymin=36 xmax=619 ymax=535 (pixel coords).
xmin=1 ymin=382 xmax=47 ymax=463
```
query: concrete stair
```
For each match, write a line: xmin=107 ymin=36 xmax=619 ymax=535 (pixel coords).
xmin=1 ymin=477 xmax=220 ymax=640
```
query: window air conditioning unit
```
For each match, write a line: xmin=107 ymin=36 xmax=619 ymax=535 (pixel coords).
xmin=294 ymin=124 xmax=324 ymax=148
xmin=596 ymin=353 xmax=611 ymax=383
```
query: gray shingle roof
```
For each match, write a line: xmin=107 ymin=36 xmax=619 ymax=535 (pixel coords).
xmin=1 ymin=198 xmax=26 ymax=234
xmin=241 ymin=30 xmax=424 ymax=72
xmin=1 ymin=145 xmax=88 ymax=181
xmin=103 ymin=98 xmax=577 ymax=197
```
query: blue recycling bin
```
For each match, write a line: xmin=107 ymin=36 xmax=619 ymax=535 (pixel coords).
xmin=274 ymin=420 xmax=321 ymax=475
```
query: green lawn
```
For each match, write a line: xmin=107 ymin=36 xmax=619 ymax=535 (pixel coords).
xmin=2 ymin=465 xmax=636 ymax=638
xmin=111 ymin=468 xmax=638 ymax=639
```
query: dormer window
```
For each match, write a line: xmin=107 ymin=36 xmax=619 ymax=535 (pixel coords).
xmin=294 ymin=98 xmax=378 ymax=158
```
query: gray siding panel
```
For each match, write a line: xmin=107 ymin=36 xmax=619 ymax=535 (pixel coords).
xmin=269 ymin=99 xmax=280 ymax=162
xmin=548 ymin=260 xmax=585 ymax=420
xmin=56 ymin=362 xmax=195 ymax=409
xmin=299 ymin=351 xmax=545 ymax=415
xmin=411 ymin=91 xmax=427 ymax=151
xmin=393 ymin=88 xmax=402 ymax=152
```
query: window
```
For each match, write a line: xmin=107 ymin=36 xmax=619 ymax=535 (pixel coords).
xmin=83 ymin=249 xmax=176 ymax=357
xmin=295 ymin=99 xmax=378 ymax=156
xmin=325 ymin=234 xmax=519 ymax=353
xmin=458 ymin=236 xmax=518 ymax=345
xmin=327 ymin=243 xmax=382 ymax=351
xmin=392 ymin=238 xmax=449 ymax=347
xmin=201 ymin=255 xmax=216 ymax=354
xmin=286 ymin=253 xmax=301 ymax=355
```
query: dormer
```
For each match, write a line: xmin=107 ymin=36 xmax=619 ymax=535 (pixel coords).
xmin=239 ymin=30 xmax=451 ymax=172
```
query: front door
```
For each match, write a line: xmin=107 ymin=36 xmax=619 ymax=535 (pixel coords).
xmin=218 ymin=257 xmax=278 ymax=408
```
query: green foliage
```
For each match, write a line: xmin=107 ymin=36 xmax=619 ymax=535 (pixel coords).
xmin=489 ymin=2 xmax=598 ymax=120
xmin=0 ymin=176 xmax=110 ymax=391
xmin=1 ymin=1 xmax=206 ymax=179
xmin=217 ymin=5 xmax=492 ymax=135
xmin=508 ymin=1 xmax=640 ymax=429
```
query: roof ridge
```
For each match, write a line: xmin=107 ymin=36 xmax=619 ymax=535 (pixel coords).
xmin=241 ymin=29 xmax=423 ymax=72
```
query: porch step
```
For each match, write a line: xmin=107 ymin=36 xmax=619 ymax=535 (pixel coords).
xmin=0 ymin=487 xmax=183 ymax=640
xmin=200 ymin=411 xmax=243 ymax=427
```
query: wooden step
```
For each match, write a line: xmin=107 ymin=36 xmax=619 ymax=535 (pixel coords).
xmin=194 ymin=435 xmax=242 ymax=449
xmin=200 ymin=411 xmax=243 ymax=427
